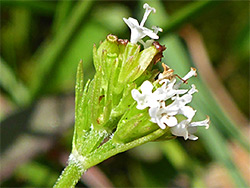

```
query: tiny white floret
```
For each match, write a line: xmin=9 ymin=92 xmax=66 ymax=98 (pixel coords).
xmin=131 ymin=80 xmax=155 ymax=110
xmin=149 ymin=102 xmax=178 ymax=129
xmin=170 ymin=116 xmax=210 ymax=140
xmin=123 ymin=3 xmax=161 ymax=44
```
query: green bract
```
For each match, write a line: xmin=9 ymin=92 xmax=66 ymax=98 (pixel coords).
xmin=73 ymin=34 xmax=166 ymax=147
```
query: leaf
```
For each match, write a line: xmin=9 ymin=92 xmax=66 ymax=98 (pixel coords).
xmin=75 ymin=60 xmax=84 ymax=120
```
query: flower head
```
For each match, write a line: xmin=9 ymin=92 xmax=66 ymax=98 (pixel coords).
xmin=123 ymin=3 xmax=162 ymax=44
xmin=131 ymin=64 xmax=210 ymax=140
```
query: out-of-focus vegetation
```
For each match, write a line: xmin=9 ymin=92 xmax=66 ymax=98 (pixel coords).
xmin=0 ymin=0 xmax=249 ymax=187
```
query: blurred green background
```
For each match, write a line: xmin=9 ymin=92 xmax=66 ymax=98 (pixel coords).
xmin=0 ymin=0 xmax=249 ymax=187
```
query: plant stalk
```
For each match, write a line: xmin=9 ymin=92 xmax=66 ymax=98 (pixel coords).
xmin=54 ymin=161 xmax=85 ymax=188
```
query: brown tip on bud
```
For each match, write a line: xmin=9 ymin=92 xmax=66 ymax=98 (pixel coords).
xmin=153 ymin=41 xmax=166 ymax=53
xmin=117 ymin=38 xmax=129 ymax=45
xmin=191 ymin=67 xmax=197 ymax=77
xmin=107 ymin=34 xmax=118 ymax=42
xmin=152 ymin=41 xmax=166 ymax=64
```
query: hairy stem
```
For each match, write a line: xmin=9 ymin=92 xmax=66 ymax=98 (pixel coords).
xmin=54 ymin=159 xmax=85 ymax=188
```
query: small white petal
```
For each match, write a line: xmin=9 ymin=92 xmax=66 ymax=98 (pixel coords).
xmin=161 ymin=116 xmax=178 ymax=127
xmin=123 ymin=17 xmax=139 ymax=29
xmin=140 ymin=80 xmax=154 ymax=94
xmin=182 ymin=67 xmax=197 ymax=81
xmin=142 ymin=27 xmax=159 ymax=39
xmin=188 ymin=134 xmax=198 ymax=140
xmin=131 ymin=89 xmax=142 ymax=101
xmin=131 ymin=89 xmax=148 ymax=110
xmin=190 ymin=116 xmax=210 ymax=129
xmin=157 ymin=120 xmax=166 ymax=129
xmin=149 ymin=107 xmax=159 ymax=123
xmin=170 ymin=120 xmax=189 ymax=139
xmin=179 ymin=106 xmax=196 ymax=121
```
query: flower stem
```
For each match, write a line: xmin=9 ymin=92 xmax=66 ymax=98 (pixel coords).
xmin=83 ymin=128 xmax=170 ymax=169
xmin=53 ymin=161 xmax=85 ymax=188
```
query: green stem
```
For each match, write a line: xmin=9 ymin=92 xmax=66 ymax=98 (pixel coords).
xmin=83 ymin=128 xmax=169 ymax=169
xmin=54 ymin=160 xmax=85 ymax=188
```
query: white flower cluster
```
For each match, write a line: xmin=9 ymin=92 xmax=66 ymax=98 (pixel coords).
xmin=131 ymin=67 xmax=210 ymax=140
xmin=123 ymin=3 xmax=162 ymax=46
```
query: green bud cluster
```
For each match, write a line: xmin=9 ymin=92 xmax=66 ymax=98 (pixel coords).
xmin=72 ymin=34 xmax=171 ymax=167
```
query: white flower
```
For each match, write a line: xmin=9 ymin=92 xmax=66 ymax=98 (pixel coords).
xmin=123 ymin=3 xmax=161 ymax=44
xmin=131 ymin=80 xmax=155 ymax=110
xmin=131 ymin=65 xmax=210 ymax=140
xmin=170 ymin=116 xmax=210 ymax=140
xmin=149 ymin=101 xmax=178 ymax=129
